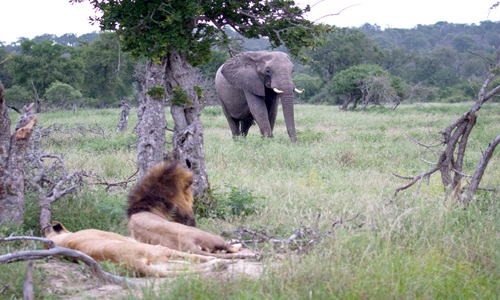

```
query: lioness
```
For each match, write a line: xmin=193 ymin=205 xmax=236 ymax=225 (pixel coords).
xmin=126 ymin=161 xmax=254 ymax=258
xmin=46 ymin=221 xmax=226 ymax=277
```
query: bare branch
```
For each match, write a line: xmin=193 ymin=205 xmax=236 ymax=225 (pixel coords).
xmin=311 ymin=4 xmax=361 ymax=24
xmin=94 ymin=168 xmax=139 ymax=191
xmin=464 ymin=134 xmax=500 ymax=204
xmin=393 ymin=167 xmax=439 ymax=198
xmin=23 ymin=261 xmax=34 ymax=300
xmin=0 ymin=236 xmax=136 ymax=289
xmin=393 ymin=46 xmax=500 ymax=201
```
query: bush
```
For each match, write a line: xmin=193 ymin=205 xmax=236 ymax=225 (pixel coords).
xmin=308 ymin=85 xmax=339 ymax=104
xmin=44 ymin=81 xmax=82 ymax=109
xmin=210 ymin=186 xmax=262 ymax=221
xmin=3 ymin=85 xmax=32 ymax=108
xmin=331 ymin=64 xmax=406 ymax=109
xmin=292 ymin=73 xmax=324 ymax=103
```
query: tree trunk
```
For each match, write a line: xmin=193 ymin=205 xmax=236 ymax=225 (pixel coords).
xmin=116 ymin=100 xmax=131 ymax=132
xmin=164 ymin=51 xmax=211 ymax=213
xmin=136 ymin=59 xmax=167 ymax=179
xmin=0 ymin=83 xmax=37 ymax=225
xmin=393 ymin=51 xmax=500 ymax=201
xmin=0 ymin=84 xmax=11 ymax=212
xmin=464 ymin=134 xmax=500 ymax=205
xmin=31 ymin=80 xmax=41 ymax=113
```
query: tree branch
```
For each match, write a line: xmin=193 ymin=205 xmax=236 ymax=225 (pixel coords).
xmin=464 ymin=134 xmax=500 ymax=205
xmin=0 ymin=236 xmax=136 ymax=289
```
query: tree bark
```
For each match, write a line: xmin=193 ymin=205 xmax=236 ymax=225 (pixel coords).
xmin=0 ymin=83 xmax=37 ymax=225
xmin=0 ymin=84 xmax=11 ymax=199
xmin=136 ymin=59 xmax=167 ymax=179
xmin=464 ymin=134 xmax=500 ymax=205
xmin=116 ymin=100 xmax=131 ymax=132
xmin=31 ymin=80 xmax=41 ymax=113
xmin=23 ymin=261 xmax=34 ymax=300
xmin=164 ymin=51 xmax=211 ymax=212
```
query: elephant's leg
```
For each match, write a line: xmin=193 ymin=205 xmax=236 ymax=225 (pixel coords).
xmin=240 ymin=119 xmax=254 ymax=136
xmin=221 ymin=104 xmax=241 ymax=136
xmin=244 ymin=92 xmax=272 ymax=138
xmin=266 ymin=97 xmax=279 ymax=131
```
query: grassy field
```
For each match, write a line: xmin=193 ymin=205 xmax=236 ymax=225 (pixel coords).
xmin=1 ymin=103 xmax=499 ymax=299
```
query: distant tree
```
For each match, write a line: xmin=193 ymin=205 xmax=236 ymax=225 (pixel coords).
xmin=292 ymin=73 xmax=323 ymax=103
xmin=57 ymin=33 xmax=80 ymax=47
xmin=7 ymin=40 xmax=83 ymax=96
xmin=72 ymin=0 xmax=331 ymax=211
xmin=402 ymin=32 xmax=428 ymax=51
xmin=380 ymin=47 xmax=414 ymax=78
xmin=44 ymin=81 xmax=82 ymax=109
xmin=308 ymin=28 xmax=383 ymax=81
xmin=3 ymin=85 xmax=32 ymax=109
xmin=412 ymin=47 xmax=461 ymax=87
xmin=0 ymin=46 xmax=13 ymax=87
xmin=331 ymin=64 xmax=405 ymax=110
xmin=452 ymin=35 xmax=475 ymax=52
xmin=79 ymin=32 xmax=136 ymax=106
xmin=197 ymin=49 xmax=230 ymax=81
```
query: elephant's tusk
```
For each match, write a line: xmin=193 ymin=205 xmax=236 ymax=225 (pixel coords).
xmin=273 ymin=88 xmax=284 ymax=94
xmin=294 ymin=88 xmax=305 ymax=94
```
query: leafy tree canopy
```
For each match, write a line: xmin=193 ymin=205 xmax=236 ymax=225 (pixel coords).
xmin=71 ymin=0 xmax=331 ymax=63
xmin=331 ymin=64 xmax=404 ymax=97
xmin=307 ymin=28 xmax=383 ymax=79
xmin=44 ymin=81 xmax=82 ymax=108
xmin=7 ymin=40 xmax=83 ymax=95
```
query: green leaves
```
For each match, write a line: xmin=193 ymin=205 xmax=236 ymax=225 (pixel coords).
xmin=80 ymin=0 xmax=330 ymax=61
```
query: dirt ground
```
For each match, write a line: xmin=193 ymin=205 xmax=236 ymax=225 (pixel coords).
xmin=38 ymin=252 xmax=264 ymax=299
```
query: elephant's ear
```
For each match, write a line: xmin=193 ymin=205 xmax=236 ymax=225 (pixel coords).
xmin=220 ymin=53 xmax=265 ymax=96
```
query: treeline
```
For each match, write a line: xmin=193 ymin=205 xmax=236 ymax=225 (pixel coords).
xmin=290 ymin=21 xmax=500 ymax=106
xmin=0 ymin=32 xmax=138 ymax=110
xmin=1 ymin=20 xmax=499 ymax=110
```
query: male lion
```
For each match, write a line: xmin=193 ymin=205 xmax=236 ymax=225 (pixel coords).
xmin=46 ymin=221 xmax=226 ymax=277
xmin=126 ymin=161 xmax=253 ymax=259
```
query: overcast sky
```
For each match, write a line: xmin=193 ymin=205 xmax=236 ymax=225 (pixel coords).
xmin=1 ymin=0 xmax=499 ymax=44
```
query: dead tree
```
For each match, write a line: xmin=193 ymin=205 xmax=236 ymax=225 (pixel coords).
xmin=164 ymin=51 xmax=210 ymax=211
xmin=31 ymin=80 xmax=41 ymax=113
xmin=116 ymin=100 xmax=131 ymax=132
xmin=361 ymin=76 xmax=401 ymax=110
xmin=394 ymin=51 xmax=500 ymax=204
xmin=0 ymin=83 xmax=37 ymax=225
xmin=23 ymin=261 xmax=34 ymax=300
xmin=24 ymin=125 xmax=87 ymax=232
xmin=136 ymin=59 xmax=167 ymax=179
xmin=134 ymin=54 xmax=210 ymax=212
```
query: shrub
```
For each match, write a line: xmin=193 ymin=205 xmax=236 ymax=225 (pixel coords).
xmin=44 ymin=81 xmax=82 ymax=109
xmin=292 ymin=73 xmax=324 ymax=103
xmin=4 ymin=85 xmax=32 ymax=108
xmin=210 ymin=186 xmax=262 ymax=221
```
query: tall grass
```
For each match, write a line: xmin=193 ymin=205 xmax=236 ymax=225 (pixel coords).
xmin=1 ymin=103 xmax=499 ymax=299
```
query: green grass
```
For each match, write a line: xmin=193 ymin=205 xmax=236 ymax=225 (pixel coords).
xmin=1 ymin=103 xmax=499 ymax=299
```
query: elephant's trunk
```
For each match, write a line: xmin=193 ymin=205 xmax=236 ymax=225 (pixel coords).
xmin=279 ymin=86 xmax=297 ymax=143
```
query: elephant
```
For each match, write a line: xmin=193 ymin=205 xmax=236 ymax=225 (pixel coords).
xmin=215 ymin=51 xmax=303 ymax=142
